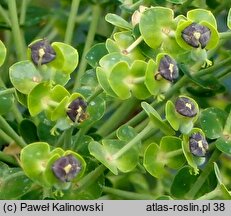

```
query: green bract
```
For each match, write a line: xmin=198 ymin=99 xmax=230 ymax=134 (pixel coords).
xmin=0 ymin=40 xmax=6 ymax=67
xmin=143 ymin=136 xmax=185 ymax=178
xmin=20 ymin=142 xmax=86 ymax=189
xmin=139 ymin=7 xmax=175 ymax=49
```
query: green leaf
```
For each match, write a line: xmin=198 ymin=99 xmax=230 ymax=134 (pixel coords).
xmin=228 ymin=8 xmax=231 ymax=29
xmin=86 ymin=43 xmax=108 ymax=68
xmin=9 ymin=60 xmax=42 ymax=94
xmin=139 ymin=7 xmax=175 ymax=49
xmin=0 ymin=167 xmax=33 ymax=199
xmin=142 ymin=102 xmax=175 ymax=135
xmin=0 ymin=87 xmax=14 ymax=115
xmin=170 ymin=166 xmax=198 ymax=198
xmin=171 ymin=166 xmax=217 ymax=199
xmin=200 ymin=107 xmax=227 ymax=139
xmin=0 ymin=40 xmax=6 ymax=67
xmin=105 ymin=13 xmax=132 ymax=30
xmin=79 ymin=96 xmax=106 ymax=128
xmin=49 ymin=42 xmax=79 ymax=74
xmin=215 ymin=137 xmax=231 ymax=156
xmin=143 ymin=143 xmax=167 ymax=178
xmin=19 ymin=119 xmax=39 ymax=143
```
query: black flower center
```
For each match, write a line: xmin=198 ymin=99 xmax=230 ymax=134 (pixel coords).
xmin=158 ymin=55 xmax=179 ymax=82
xmin=66 ymin=97 xmax=88 ymax=123
xmin=29 ymin=39 xmax=56 ymax=65
xmin=52 ymin=154 xmax=82 ymax=182
xmin=175 ymin=96 xmax=198 ymax=117
xmin=182 ymin=22 xmax=211 ymax=49
xmin=189 ymin=132 xmax=208 ymax=157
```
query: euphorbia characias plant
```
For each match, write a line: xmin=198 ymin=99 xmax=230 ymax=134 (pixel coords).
xmin=0 ymin=0 xmax=231 ymax=200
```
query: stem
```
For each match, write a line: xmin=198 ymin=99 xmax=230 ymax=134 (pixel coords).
xmin=0 ymin=116 xmax=26 ymax=148
xmin=166 ymin=148 xmax=183 ymax=158
xmin=8 ymin=0 xmax=26 ymax=60
xmin=0 ymin=151 xmax=18 ymax=166
xmin=0 ymin=129 xmax=13 ymax=143
xmin=219 ymin=31 xmax=231 ymax=40
xmin=186 ymin=149 xmax=221 ymax=199
xmin=103 ymin=186 xmax=154 ymax=200
xmin=0 ymin=88 xmax=15 ymax=96
xmin=35 ymin=16 xmax=57 ymax=39
xmin=63 ymin=127 xmax=73 ymax=149
xmin=0 ymin=5 xmax=11 ymax=26
xmin=97 ymin=98 xmax=138 ymax=137
xmin=113 ymin=123 xmax=153 ymax=160
xmin=76 ymin=164 xmax=106 ymax=192
xmin=11 ymin=104 xmax=23 ymax=123
xmin=64 ymin=0 xmax=80 ymax=44
xmin=19 ymin=0 xmax=29 ymax=25
xmin=73 ymin=4 xmax=101 ymax=91
xmin=122 ymin=36 xmax=143 ymax=54
xmin=86 ymin=86 xmax=103 ymax=103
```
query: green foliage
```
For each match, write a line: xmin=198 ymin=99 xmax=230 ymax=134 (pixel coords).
xmin=0 ymin=0 xmax=231 ymax=200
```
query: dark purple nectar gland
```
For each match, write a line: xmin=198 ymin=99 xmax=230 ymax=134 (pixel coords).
xmin=29 ymin=39 xmax=56 ymax=65
xmin=175 ymin=96 xmax=198 ymax=117
xmin=158 ymin=55 xmax=179 ymax=82
xmin=189 ymin=132 xmax=208 ymax=157
xmin=66 ymin=97 xmax=88 ymax=123
xmin=52 ymin=154 xmax=82 ymax=182
xmin=182 ymin=22 xmax=211 ymax=49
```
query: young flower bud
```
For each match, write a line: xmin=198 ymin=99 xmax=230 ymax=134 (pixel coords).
xmin=66 ymin=97 xmax=88 ymax=123
xmin=29 ymin=39 xmax=56 ymax=65
xmin=52 ymin=154 xmax=82 ymax=182
xmin=158 ymin=55 xmax=179 ymax=82
xmin=175 ymin=96 xmax=198 ymax=117
xmin=182 ymin=22 xmax=211 ymax=49
xmin=189 ymin=132 xmax=208 ymax=157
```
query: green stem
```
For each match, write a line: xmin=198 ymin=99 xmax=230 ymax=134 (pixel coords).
xmin=11 ymin=104 xmax=23 ymax=123
xmin=166 ymin=148 xmax=183 ymax=158
xmin=86 ymin=86 xmax=103 ymax=103
xmin=0 ymin=116 xmax=26 ymax=148
xmin=35 ymin=16 xmax=57 ymax=39
xmin=0 ymin=4 xmax=11 ymax=26
xmin=0 ymin=88 xmax=15 ymax=96
xmin=64 ymin=0 xmax=80 ymax=44
xmin=63 ymin=127 xmax=74 ymax=149
xmin=219 ymin=31 xmax=231 ymax=40
xmin=8 ymin=0 xmax=26 ymax=60
xmin=19 ymin=0 xmax=29 ymax=25
xmin=0 ymin=129 xmax=13 ymax=143
xmin=216 ymin=66 xmax=231 ymax=79
xmin=103 ymin=186 xmax=154 ymax=200
xmin=97 ymin=98 xmax=138 ymax=137
xmin=75 ymin=164 xmax=106 ymax=192
xmin=113 ymin=123 xmax=153 ymax=160
xmin=186 ymin=149 xmax=221 ymax=199
xmin=0 ymin=151 xmax=18 ymax=166
xmin=122 ymin=35 xmax=143 ymax=54
xmin=73 ymin=4 xmax=101 ymax=91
